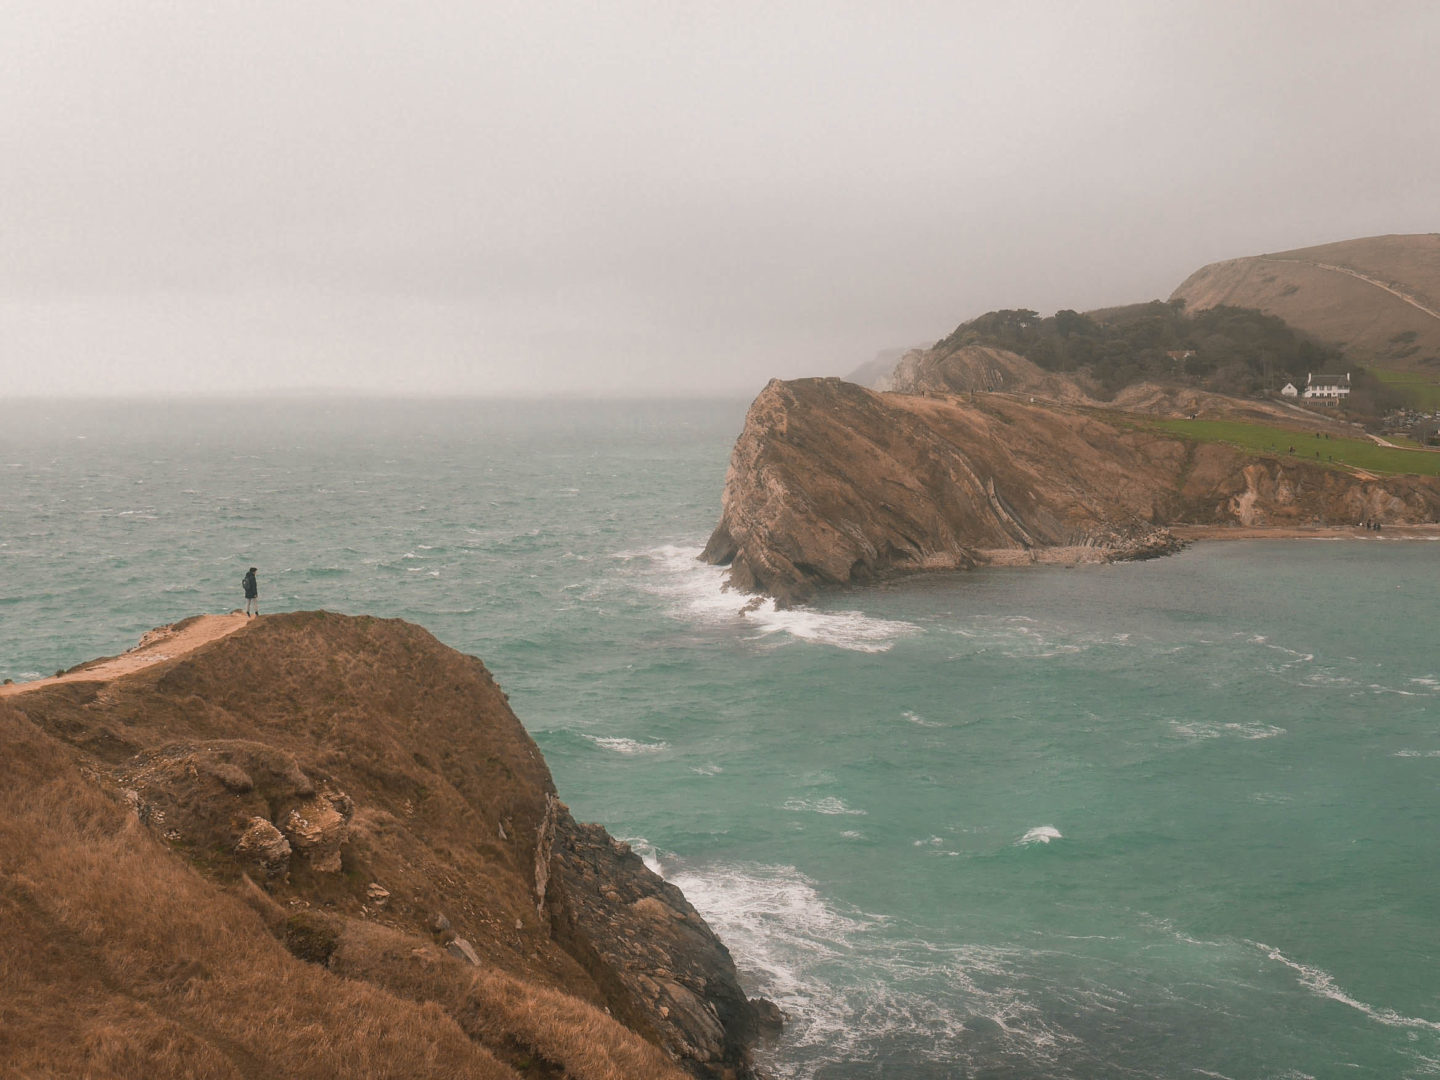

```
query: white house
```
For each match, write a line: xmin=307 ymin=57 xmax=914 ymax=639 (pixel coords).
xmin=1302 ymin=372 xmax=1351 ymax=402
xmin=1280 ymin=382 xmax=1298 ymax=397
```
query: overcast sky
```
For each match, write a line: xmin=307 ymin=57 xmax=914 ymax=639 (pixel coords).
xmin=3 ymin=2 xmax=1437 ymax=398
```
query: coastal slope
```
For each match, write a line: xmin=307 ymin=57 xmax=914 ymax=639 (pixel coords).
xmin=1170 ymin=233 xmax=1440 ymax=370
xmin=702 ymin=378 xmax=1440 ymax=603
xmin=0 ymin=612 xmax=768 ymax=1080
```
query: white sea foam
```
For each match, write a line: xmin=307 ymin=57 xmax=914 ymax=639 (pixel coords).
xmin=1017 ymin=825 xmax=1062 ymax=845
xmin=1252 ymin=941 xmax=1440 ymax=1032
xmin=662 ymin=859 xmax=872 ymax=1010
xmin=901 ymin=709 xmax=941 ymax=727
xmin=690 ymin=763 xmax=724 ymax=775
xmin=947 ymin=615 xmax=1131 ymax=660
xmin=650 ymin=855 xmax=1076 ymax=1076
xmin=1393 ymin=749 xmax=1440 ymax=758
xmin=782 ymin=796 xmax=866 ymax=816
xmin=615 ymin=543 xmax=920 ymax=653
xmin=618 ymin=836 xmax=665 ymax=876
xmin=1262 ymin=643 xmax=1314 ymax=665
xmin=1249 ymin=791 xmax=1294 ymax=804
xmin=581 ymin=734 xmax=670 ymax=755
xmin=1370 ymin=684 xmax=1418 ymax=696
xmin=1170 ymin=720 xmax=1287 ymax=741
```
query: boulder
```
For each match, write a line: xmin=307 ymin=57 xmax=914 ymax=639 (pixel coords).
xmin=282 ymin=786 xmax=353 ymax=873
xmin=233 ymin=817 xmax=291 ymax=880
xmin=445 ymin=937 xmax=481 ymax=966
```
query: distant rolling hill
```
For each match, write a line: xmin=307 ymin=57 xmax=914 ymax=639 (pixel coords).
xmin=1170 ymin=234 xmax=1440 ymax=382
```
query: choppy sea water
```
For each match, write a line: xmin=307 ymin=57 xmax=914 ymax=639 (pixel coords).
xmin=3 ymin=397 xmax=1439 ymax=1079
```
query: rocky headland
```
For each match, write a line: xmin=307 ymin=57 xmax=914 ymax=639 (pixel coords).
xmin=702 ymin=377 xmax=1440 ymax=604
xmin=0 ymin=612 xmax=773 ymax=1080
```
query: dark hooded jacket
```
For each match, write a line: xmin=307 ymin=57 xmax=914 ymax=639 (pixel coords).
xmin=242 ymin=570 xmax=258 ymax=599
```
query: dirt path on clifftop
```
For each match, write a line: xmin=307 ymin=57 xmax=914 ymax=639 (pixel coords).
xmin=1261 ymin=257 xmax=1440 ymax=323
xmin=0 ymin=613 xmax=250 ymax=697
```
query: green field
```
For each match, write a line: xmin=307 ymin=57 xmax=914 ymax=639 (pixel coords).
xmin=1373 ymin=368 xmax=1440 ymax=410
xmin=1143 ymin=418 xmax=1440 ymax=477
xmin=1382 ymin=433 xmax=1425 ymax=449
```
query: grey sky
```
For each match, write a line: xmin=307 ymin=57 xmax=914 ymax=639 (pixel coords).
xmin=3 ymin=2 xmax=1437 ymax=397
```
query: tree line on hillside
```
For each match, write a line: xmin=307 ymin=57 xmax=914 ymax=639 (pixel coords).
xmin=935 ymin=300 xmax=1395 ymax=411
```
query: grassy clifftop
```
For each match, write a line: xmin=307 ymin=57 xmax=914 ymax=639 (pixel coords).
xmin=1170 ymin=234 xmax=1440 ymax=376
xmin=0 ymin=612 xmax=764 ymax=1080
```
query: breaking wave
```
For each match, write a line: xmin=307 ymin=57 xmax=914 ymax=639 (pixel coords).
xmin=580 ymin=734 xmax=670 ymax=755
xmin=613 ymin=544 xmax=920 ymax=653
xmin=1170 ymin=719 xmax=1287 ymax=740
xmin=1252 ymin=941 xmax=1440 ymax=1033
xmin=782 ymin=796 xmax=867 ymax=816
xmin=637 ymin=852 xmax=1075 ymax=1077
xmin=1017 ymin=825 xmax=1063 ymax=845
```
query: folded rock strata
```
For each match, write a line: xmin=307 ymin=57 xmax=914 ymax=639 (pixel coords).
xmin=704 ymin=377 xmax=1440 ymax=603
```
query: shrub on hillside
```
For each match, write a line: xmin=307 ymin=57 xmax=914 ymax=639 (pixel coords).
xmin=936 ymin=301 xmax=1348 ymax=400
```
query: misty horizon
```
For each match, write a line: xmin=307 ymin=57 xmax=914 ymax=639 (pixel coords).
xmin=4 ymin=2 xmax=1437 ymax=399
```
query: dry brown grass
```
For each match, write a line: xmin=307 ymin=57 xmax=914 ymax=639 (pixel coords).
xmin=466 ymin=969 xmax=689 ymax=1080
xmin=0 ymin=711 xmax=514 ymax=1080
xmin=0 ymin=614 xmax=709 ymax=1079
xmin=332 ymin=921 xmax=688 ymax=1080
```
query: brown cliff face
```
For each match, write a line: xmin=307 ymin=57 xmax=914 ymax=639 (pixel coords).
xmin=703 ymin=378 xmax=1440 ymax=604
xmin=890 ymin=343 xmax=1096 ymax=402
xmin=0 ymin=612 xmax=766 ymax=1080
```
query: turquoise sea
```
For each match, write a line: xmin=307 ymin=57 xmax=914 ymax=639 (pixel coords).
xmin=3 ymin=397 xmax=1439 ymax=1079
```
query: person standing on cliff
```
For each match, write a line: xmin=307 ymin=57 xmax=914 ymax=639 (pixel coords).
xmin=242 ymin=567 xmax=259 ymax=617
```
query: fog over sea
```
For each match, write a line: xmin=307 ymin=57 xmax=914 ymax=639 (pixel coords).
xmin=3 ymin=397 xmax=1439 ymax=1079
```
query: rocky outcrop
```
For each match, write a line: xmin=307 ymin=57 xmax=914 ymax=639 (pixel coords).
xmin=1 ymin=612 xmax=771 ymax=1080
xmin=549 ymin=810 xmax=762 ymax=1077
xmin=234 ymin=816 xmax=292 ymax=879
xmin=891 ymin=343 xmax=1094 ymax=402
xmin=282 ymin=785 xmax=354 ymax=872
xmin=704 ymin=377 xmax=1440 ymax=603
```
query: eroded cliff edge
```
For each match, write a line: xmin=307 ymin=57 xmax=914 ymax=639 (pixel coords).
xmin=703 ymin=378 xmax=1440 ymax=604
xmin=0 ymin=612 xmax=770 ymax=1080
